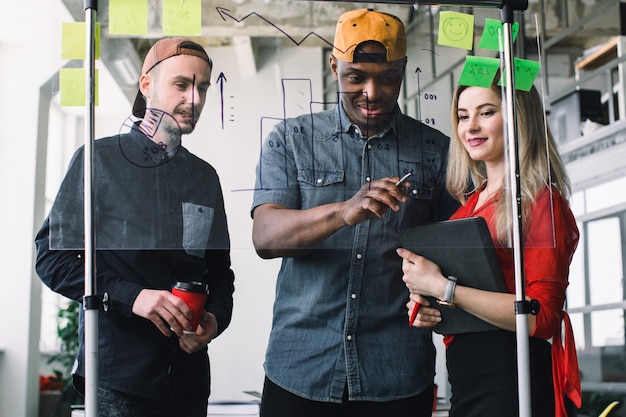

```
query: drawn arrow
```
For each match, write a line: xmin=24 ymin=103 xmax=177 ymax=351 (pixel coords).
xmin=217 ymin=72 xmax=227 ymax=129
xmin=415 ymin=67 xmax=422 ymax=124
xmin=415 ymin=66 xmax=426 ymax=188
xmin=216 ymin=7 xmax=335 ymax=50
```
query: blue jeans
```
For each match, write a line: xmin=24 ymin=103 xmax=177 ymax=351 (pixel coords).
xmin=97 ymin=386 xmax=207 ymax=417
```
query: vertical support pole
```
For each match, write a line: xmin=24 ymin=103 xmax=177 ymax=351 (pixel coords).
xmin=83 ymin=1 xmax=98 ymax=416
xmin=501 ymin=3 xmax=532 ymax=416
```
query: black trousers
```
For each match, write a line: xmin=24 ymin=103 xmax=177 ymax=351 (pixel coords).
xmin=447 ymin=330 xmax=555 ymax=417
xmin=259 ymin=376 xmax=435 ymax=417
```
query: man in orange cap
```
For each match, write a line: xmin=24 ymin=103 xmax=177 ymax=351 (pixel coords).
xmin=251 ymin=9 xmax=457 ymax=417
xmin=35 ymin=38 xmax=234 ymax=416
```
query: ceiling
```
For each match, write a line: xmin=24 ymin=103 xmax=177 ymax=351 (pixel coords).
xmin=60 ymin=0 xmax=623 ymax=100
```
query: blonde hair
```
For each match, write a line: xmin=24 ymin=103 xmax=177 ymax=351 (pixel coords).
xmin=447 ymin=81 xmax=571 ymax=245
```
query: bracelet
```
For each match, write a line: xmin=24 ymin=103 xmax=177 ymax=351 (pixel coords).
xmin=437 ymin=276 xmax=457 ymax=307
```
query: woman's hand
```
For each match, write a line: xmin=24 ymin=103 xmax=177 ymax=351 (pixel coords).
xmin=407 ymin=293 xmax=441 ymax=328
xmin=398 ymin=248 xmax=530 ymax=333
xmin=397 ymin=247 xmax=448 ymax=299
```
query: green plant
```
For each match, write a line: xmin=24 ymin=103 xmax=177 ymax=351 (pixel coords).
xmin=46 ymin=299 xmax=83 ymax=414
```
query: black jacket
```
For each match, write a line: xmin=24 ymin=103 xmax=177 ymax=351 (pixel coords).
xmin=35 ymin=128 xmax=235 ymax=400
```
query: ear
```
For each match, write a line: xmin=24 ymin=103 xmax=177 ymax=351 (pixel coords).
xmin=329 ymin=55 xmax=339 ymax=81
xmin=138 ymin=73 xmax=152 ymax=99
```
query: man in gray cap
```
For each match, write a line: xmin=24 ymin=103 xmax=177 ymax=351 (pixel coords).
xmin=35 ymin=38 xmax=234 ymax=417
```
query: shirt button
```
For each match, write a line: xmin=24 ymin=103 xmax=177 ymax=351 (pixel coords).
xmin=412 ymin=189 xmax=418 ymax=195
xmin=347 ymin=335 xmax=353 ymax=341
xmin=356 ymin=253 xmax=363 ymax=260
xmin=316 ymin=178 xmax=323 ymax=184
xmin=367 ymin=144 xmax=372 ymax=150
xmin=351 ymin=293 xmax=357 ymax=299
xmin=365 ymin=176 xmax=371 ymax=182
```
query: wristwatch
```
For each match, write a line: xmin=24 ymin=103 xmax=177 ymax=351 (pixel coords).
xmin=437 ymin=276 xmax=457 ymax=307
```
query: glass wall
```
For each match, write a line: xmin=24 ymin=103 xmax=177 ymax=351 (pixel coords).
xmin=34 ymin=1 xmax=626 ymax=415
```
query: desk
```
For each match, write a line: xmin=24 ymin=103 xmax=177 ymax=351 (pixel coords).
xmin=207 ymin=402 xmax=259 ymax=417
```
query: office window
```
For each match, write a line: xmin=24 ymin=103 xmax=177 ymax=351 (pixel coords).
xmin=567 ymin=179 xmax=626 ymax=410
xmin=39 ymin=97 xmax=82 ymax=355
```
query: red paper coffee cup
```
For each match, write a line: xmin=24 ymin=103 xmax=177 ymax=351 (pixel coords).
xmin=172 ymin=281 xmax=208 ymax=334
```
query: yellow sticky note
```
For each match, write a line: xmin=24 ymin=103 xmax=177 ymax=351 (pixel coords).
xmin=62 ymin=22 xmax=101 ymax=60
xmin=438 ymin=11 xmax=474 ymax=50
xmin=109 ymin=0 xmax=148 ymax=35
xmin=163 ymin=0 xmax=202 ymax=36
xmin=60 ymin=68 xmax=99 ymax=107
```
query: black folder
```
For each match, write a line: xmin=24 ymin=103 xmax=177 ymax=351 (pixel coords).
xmin=399 ymin=216 xmax=508 ymax=334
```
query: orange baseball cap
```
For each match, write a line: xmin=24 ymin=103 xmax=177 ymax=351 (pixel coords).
xmin=132 ymin=38 xmax=213 ymax=118
xmin=333 ymin=8 xmax=406 ymax=63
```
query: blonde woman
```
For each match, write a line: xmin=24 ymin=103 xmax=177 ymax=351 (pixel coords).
xmin=397 ymin=81 xmax=581 ymax=417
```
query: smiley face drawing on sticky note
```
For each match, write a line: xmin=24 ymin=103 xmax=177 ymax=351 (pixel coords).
xmin=443 ymin=16 xmax=469 ymax=41
xmin=438 ymin=11 xmax=474 ymax=50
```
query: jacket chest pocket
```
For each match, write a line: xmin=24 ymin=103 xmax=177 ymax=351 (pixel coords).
xmin=182 ymin=202 xmax=214 ymax=257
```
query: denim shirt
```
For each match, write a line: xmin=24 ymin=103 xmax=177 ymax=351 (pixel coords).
xmin=252 ymin=105 xmax=456 ymax=402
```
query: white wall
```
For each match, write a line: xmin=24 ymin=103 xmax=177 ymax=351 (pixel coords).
xmin=0 ymin=2 xmax=74 ymax=417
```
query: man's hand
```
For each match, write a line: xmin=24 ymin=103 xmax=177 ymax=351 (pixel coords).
xmin=132 ymin=289 xmax=194 ymax=337
xmin=341 ymin=176 xmax=409 ymax=226
xmin=179 ymin=311 xmax=218 ymax=353
xmin=252 ymin=175 xmax=410 ymax=258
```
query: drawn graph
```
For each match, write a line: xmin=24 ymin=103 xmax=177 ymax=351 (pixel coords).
xmin=209 ymin=6 xmax=445 ymax=195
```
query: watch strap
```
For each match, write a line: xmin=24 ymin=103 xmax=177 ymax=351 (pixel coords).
xmin=438 ymin=275 xmax=457 ymax=307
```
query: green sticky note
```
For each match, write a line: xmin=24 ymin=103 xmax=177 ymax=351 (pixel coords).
xmin=60 ymin=68 xmax=99 ymax=107
xmin=478 ymin=18 xmax=519 ymax=51
xmin=163 ymin=0 xmax=202 ymax=36
xmin=438 ymin=11 xmax=474 ymax=50
xmin=61 ymin=22 xmax=101 ymax=60
xmin=498 ymin=58 xmax=541 ymax=91
xmin=458 ymin=56 xmax=500 ymax=88
xmin=109 ymin=0 xmax=148 ymax=35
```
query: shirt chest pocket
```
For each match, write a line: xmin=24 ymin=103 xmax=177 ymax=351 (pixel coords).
xmin=388 ymin=192 xmax=436 ymax=229
xmin=182 ymin=202 xmax=214 ymax=257
xmin=387 ymin=159 xmax=438 ymax=229
xmin=297 ymin=168 xmax=346 ymax=207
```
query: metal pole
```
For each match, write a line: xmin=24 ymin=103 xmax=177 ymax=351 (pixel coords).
xmin=500 ymin=3 xmax=531 ymax=416
xmin=83 ymin=1 xmax=98 ymax=416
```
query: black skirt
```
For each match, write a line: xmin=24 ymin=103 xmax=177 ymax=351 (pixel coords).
xmin=447 ymin=330 xmax=554 ymax=417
